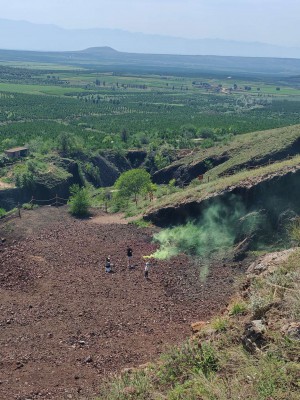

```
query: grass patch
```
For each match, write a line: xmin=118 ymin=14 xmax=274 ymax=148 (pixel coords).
xmin=229 ymin=300 xmax=248 ymax=316
xmin=211 ymin=317 xmax=229 ymax=332
xmin=130 ymin=218 xmax=151 ymax=228
xmin=157 ymin=341 xmax=219 ymax=387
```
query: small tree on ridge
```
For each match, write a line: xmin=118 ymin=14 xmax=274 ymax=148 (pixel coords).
xmin=114 ymin=169 xmax=152 ymax=205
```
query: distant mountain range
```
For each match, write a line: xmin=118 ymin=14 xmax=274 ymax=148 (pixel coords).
xmin=0 ymin=19 xmax=300 ymax=59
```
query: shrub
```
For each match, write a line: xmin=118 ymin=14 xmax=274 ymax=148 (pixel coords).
xmin=0 ymin=208 xmax=6 ymax=217
xmin=158 ymin=341 xmax=218 ymax=387
xmin=288 ymin=217 xmax=300 ymax=245
xmin=99 ymin=370 xmax=153 ymax=400
xmin=68 ymin=184 xmax=90 ymax=216
xmin=229 ymin=301 xmax=248 ymax=316
xmin=249 ymin=293 xmax=272 ymax=318
xmin=211 ymin=317 xmax=229 ymax=332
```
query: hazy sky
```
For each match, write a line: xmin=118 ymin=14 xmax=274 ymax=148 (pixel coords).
xmin=0 ymin=0 xmax=298 ymax=46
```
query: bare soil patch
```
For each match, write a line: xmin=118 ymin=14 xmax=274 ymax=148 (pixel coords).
xmin=0 ymin=207 xmax=244 ymax=399
xmin=0 ymin=181 xmax=14 ymax=189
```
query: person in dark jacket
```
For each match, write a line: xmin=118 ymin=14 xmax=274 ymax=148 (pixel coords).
xmin=127 ymin=246 xmax=133 ymax=268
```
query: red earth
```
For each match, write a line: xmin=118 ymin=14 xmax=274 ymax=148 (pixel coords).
xmin=0 ymin=207 xmax=244 ymax=399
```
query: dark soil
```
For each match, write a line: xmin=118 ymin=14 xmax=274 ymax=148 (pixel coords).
xmin=0 ymin=207 xmax=243 ymax=400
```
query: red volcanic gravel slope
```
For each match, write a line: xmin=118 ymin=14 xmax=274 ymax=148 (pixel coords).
xmin=0 ymin=207 xmax=242 ymax=399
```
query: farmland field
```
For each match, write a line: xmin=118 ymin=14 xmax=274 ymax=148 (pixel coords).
xmin=0 ymin=59 xmax=300 ymax=154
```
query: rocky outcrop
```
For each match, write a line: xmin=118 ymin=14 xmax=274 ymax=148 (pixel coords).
xmin=145 ymin=167 xmax=300 ymax=254
xmin=126 ymin=150 xmax=147 ymax=168
xmin=246 ymin=249 xmax=296 ymax=276
xmin=146 ymin=167 xmax=300 ymax=226
xmin=0 ymin=158 xmax=83 ymax=210
xmin=152 ymin=154 xmax=229 ymax=185
xmin=219 ymin=136 xmax=300 ymax=177
xmin=242 ymin=319 xmax=267 ymax=353
xmin=152 ymin=135 xmax=300 ymax=185
xmin=0 ymin=188 xmax=31 ymax=210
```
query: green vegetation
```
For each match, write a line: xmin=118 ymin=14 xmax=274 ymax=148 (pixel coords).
xmin=68 ymin=184 xmax=90 ymax=216
xmin=148 ymin=154 xmax=300 ymax=212
xmin=229 ymin=300 xmax=248 ymax=316
xmin=113 ymin=169 xmax=152 ymax=206
xmin=288 ymin=217 xmax=300 ymax=245
xmin=12 ymin=157 xmax=72 ymax=190
xmin=211 ymin=317 xmax=229 ymax=332
xmin=0 ymin=62 xmax=300 ymax=157
xmin=1 ymin=56 xmax=300 ymax=400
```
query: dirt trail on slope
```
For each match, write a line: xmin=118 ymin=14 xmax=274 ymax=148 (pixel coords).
xmin=89 ymin=212 xmax=140 ymax=225
xmin=0 ymin=207 xmax=243 ymax=400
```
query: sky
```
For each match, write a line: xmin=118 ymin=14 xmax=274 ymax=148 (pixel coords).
xmin=0 ymin=0 xmax=298 ymax=47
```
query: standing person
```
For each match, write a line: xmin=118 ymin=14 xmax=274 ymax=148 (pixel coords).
xmin=105 ymin=256 xmax=112 ymax=273
xmin=17 ymin=202 xmax=21 ymax=218
xmin=127 ymin=246 xmax=133 ymax=268
xmin=144 ymin=261 xmax=150 ymax=279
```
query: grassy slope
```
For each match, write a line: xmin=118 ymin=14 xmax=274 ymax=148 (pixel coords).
xmin=98 ymin=249 xmax=300 ymax=399
xmin=148 ymin=125 xmax=300 ymax=212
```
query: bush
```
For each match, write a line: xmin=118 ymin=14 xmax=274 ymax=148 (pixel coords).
xmin=68 ymin=184 xmax=90 ymax=216
xmin=289 ymin=217 xmax=300 ymax=245
xmin=211 ymin=317 xmax=229 ymax=332
xmin=99 ymin=370 xmax=153 ymax=400
xmin=229 ymin=301 xmax=248 ymax=316
xmin=0 ymin=208 xmax=6 ymax=218
xmin=158 ymin=341 xmax=218 ymax=387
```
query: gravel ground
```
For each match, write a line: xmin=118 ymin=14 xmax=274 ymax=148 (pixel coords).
xmin=0 ymin=207 xmax=243 ymax=399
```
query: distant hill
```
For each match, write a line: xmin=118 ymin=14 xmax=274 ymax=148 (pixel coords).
xmin=1 ymin=46 xmax=300 ymax=77
xmin=1 ymin=18 xmax=300 ymax=59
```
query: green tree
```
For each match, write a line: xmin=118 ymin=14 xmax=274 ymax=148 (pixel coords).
xmin=114 ymin=169 xmax=152 ymax=205
xmin=68 ymin=184 xmax=90 ymax=216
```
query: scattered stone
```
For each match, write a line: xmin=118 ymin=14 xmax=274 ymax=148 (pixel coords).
xmin=247 ymin=249 xmax=296 ymax=276
xmin=282 ymin=322 xmax=300 ymax=340
xmin=16 ymin=361 xmax=24 ymax=369
xmin=242 ymin=319 xmax=267 ymax=353
xmin=191 ymin=320 xmax=206 ymax=333
xmin=84 ymin=356 xmax=93 ymax=363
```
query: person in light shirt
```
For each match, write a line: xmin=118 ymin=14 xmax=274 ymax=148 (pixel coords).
xmin=144 ymin=261 xmax=150 ymax=279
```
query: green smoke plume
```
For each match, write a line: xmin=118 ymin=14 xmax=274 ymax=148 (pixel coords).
xmin=151 ymin=196 xmax=262 ymax=261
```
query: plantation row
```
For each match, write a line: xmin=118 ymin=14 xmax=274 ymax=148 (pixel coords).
xmin=0 ymin=73 xmax=300 ymax=154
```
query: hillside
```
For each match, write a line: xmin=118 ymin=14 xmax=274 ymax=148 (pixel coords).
xmin=147 ymin=125 xmax=300 ymax=221
xmin=100 ymin=247 xmax=300 ymax=399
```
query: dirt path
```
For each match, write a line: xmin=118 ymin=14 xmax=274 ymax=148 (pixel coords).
xmin=0 ymin=180 xmax=14 ymax=189
xmin=0 ymin=207 xmax=244 ymax=400
xmin=89 ymin=212 xmax=140 ymax=225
